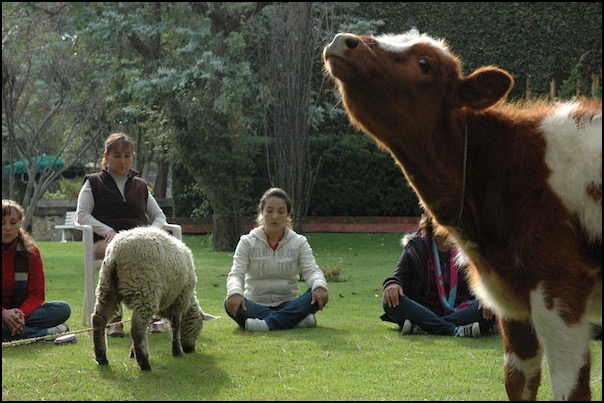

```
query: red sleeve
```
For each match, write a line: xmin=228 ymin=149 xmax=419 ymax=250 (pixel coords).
xmin=19 ymin=245 xmax=45 ymax=318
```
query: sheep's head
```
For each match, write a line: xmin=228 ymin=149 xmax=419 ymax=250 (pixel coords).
xmin=181 ymin=296 xmax=204 ymax=353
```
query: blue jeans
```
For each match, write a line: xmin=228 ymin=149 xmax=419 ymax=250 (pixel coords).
xmin=225 ymin=288 xmax=319 ymax=330
xmin=382 ymin=296 xmax=495 ymax=336
xmin=2 ymin=301 xmax=72 ymax=342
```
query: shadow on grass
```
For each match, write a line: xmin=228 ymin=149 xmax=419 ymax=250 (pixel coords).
xmin=90 ymin=333 xmax=230 ymax=400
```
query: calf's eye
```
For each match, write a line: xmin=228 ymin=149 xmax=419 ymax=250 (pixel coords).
xmin=418 ymin=58 xmax=431 ymax=72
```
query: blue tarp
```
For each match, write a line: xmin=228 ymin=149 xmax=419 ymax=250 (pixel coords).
xmin=3 ymin=155 xmax=64 ymax=175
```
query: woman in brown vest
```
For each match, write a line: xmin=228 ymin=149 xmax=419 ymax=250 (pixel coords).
xmin=76 ymin=133 xmax=167 ymax=337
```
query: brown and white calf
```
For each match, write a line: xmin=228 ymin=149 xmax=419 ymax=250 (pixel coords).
xmin=323 ymin=29 xmax=602 ymax=400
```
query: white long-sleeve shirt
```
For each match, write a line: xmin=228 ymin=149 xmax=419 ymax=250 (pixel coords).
xmin=75 ymin=173 xmax=166 ymax=239
xmin=226 ymin=226 xmax=328 ymax=307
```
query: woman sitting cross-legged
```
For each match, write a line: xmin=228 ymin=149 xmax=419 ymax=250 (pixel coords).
xmin=381 ymin=210 xmax=497 ymax=337
xmin=2 ymin=199 xmax=71 ymax=342
xmin=224 ymin=187 xmax=329 ymax=332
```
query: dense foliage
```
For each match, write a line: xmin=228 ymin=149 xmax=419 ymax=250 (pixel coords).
xmin=361 ymin=2 xmax=602 ymax=98
xmin=3 ymin=2 xmax=601 ymax=235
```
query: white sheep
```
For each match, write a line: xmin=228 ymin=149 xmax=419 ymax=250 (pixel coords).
xmin=91 ymin=226 xmax=214 ymax=371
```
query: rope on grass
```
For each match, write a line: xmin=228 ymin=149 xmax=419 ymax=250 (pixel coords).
xmin=1 ymin=318 xmax=132 ymax=348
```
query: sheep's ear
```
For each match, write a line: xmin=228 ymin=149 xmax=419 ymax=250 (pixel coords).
xmin=202 ymin=312 xmax=220 ymax=321
xmin=456 ymin=66 xmax=513 ymax=110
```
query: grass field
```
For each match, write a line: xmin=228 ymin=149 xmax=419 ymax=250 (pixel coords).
xmin=2 ymin=233 xmax=601 ymax=401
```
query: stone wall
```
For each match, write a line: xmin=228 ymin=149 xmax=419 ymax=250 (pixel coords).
xmin=33 ymin=214 xmax=78 ymax=242
xmin=31 ymin=199 xmax=78 ymax=241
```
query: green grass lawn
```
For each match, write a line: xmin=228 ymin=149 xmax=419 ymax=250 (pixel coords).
xmin=2 ymin=233 xmax=601 ymax=401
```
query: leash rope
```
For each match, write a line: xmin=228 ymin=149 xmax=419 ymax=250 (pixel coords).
xmin=1 ymin=318 xmax=132 ymax=348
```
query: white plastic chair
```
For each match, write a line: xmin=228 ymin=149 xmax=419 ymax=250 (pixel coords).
xmin=54 ymin=211 xmax=77 ymax=242
xmin=74 ymin=221 xmax=183 ymax=327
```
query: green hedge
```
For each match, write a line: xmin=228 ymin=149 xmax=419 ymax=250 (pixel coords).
xmin=361 ymin=2 xmax=602 ymax=98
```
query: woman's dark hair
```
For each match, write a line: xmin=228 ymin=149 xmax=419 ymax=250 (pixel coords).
xmin=417 ymin=209 xmax=453 ymax=248
xmin=256 ymin=187 xmax=293 ymax=229
xmin=2 ymin=199 xmax=35 ymax=252
xmin=417 ymin=212 xmax=435 ymax=239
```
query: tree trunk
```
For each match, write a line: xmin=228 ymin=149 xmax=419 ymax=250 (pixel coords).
xmin=154 ymin=159 xmax=169 ymax=199
xmin=265 ymin=3 xmax=325 ymax=231
xmin=210 ymin=188 xmax=244 ymax=251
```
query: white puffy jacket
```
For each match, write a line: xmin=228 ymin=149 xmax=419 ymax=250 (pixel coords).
xmin=226 ymin=226 xmax=328 ymax=307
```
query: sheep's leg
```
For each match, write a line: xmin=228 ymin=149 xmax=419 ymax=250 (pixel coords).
xmin=130 ymin=313 xmax=152 ymax=371
xmin=92 ymin=311 xmax=110 ymax=366
xmin=500 ymin=318 xmax=543 ymax=400
xmin=170 ymin=312 xmax=183 ymax=357
xmin=92 ymin=288 xmax=121 ymax=366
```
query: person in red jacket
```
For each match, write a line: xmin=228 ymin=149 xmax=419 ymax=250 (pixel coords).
xmin=2 ymin=199 xmax=71 ymax=342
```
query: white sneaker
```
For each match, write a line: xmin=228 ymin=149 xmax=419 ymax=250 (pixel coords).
xmin=47 ymin=323 xmax=69 ymax=336
xmin=245 ymin=318 xmax=270 ymax=332
xmin=401 ymin=319 xmax=426 ymax=335
xmin=295 ymin=314 xmax=317 ymax=328
xmin=401 ymin=319 xmax=413 ymax=335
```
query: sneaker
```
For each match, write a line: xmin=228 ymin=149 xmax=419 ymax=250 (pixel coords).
xmin=149 ymin=319 xmax=165 ymax=334
xmin=107 ymin=322 xmax=124 ymax=338
xmin=401 ymin=319 xmax=413 ymax=335
xmin=455 ymin=322 xmax=481 ymax=338
xmin=47 ymin=323 xmax=69 ymax=336
xmin=400 ymin=319 xmax=426 ymax=335
xmin=295 ymin=314 xmax=317 ymax=328
xmin=245 ymin=318 xmax=270 ymax=332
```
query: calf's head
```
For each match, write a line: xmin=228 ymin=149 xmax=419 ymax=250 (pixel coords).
xmin=322 ymin=29 xmax=514 ymax=144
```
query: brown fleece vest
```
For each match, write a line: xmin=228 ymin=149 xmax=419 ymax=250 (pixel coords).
xmin=85 ymin=169 xmax=149 ymax=241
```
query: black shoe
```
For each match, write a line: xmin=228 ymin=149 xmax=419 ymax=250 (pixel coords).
xmin=455 ymin=322 xmax=480 ymax=338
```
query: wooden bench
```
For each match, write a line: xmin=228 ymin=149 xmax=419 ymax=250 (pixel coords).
xmin=54 ymin=211 xmax=77 ymax=242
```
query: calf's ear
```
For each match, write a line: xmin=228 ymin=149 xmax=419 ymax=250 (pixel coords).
xmin=456 ymin=66 xmax=514 ymax=110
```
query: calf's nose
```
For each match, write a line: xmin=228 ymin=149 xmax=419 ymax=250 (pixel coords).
xmin=325 ymin=33 xmax=360 ymax=56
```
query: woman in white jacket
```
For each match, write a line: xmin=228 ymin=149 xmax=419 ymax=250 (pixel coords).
xmin=225 ymin=188 xmax=329 ymax=332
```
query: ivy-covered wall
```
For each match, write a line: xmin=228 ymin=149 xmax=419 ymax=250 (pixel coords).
xmin=361 ymin=2 xmax=602 ymax=98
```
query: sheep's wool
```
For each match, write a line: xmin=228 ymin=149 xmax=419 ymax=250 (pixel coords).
xmin=92 ymin=226 xmax=207 ymax=371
